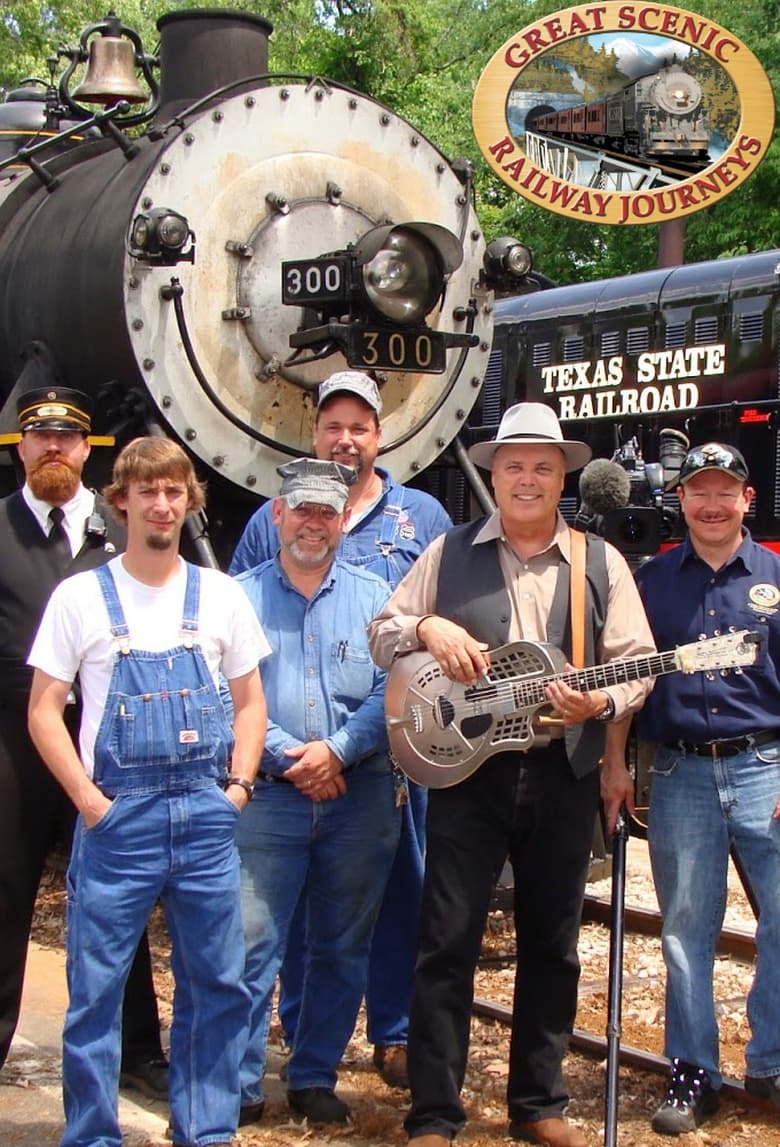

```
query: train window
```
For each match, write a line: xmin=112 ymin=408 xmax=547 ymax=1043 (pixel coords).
xmin=532 ymin=342 xmax=552 ymax=368
xmin=626 ymin=327 xmax=650 ymax=354
xmin=664 ymin=322 xmax=687 ymax=348
xmin=694 ymin=316 xmax=719 ymax=343
xmin=738 ymin=313 xmax=764 ymax=342
xmin=600 ymin=331 xmax=620 ymax=356
xmin=563 ymin=335 xmax=585 ymax=361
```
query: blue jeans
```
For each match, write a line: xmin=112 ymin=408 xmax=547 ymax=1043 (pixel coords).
xmin=63 ymin=789 xmax=249 ymax=1147
xmin=238 ymin=757 xmax=400 ymax=1102
xmin=649 ymin=742 xmax=780 ymax=1087
xmin=279 ymin=776 xmax=426 ymax=1047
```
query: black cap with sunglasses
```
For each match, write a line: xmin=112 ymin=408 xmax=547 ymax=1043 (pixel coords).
xmin=677 ymin=442 xmax=749 ymax=486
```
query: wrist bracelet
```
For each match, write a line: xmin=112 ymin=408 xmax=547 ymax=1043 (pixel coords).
xmin=223 ymin=776 xmax=255 ymax=800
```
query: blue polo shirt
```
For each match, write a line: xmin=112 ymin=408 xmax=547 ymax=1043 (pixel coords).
xmin=635 ymin=531 xmax=780 ymax=743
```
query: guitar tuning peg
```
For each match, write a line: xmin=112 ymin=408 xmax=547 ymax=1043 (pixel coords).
xmin=733 ymin=666 xmax=743 ymax=675
xmin=705 ymin=671 xmax=715 ymax=681
xmin=720 ymin=668 xmax=729 ymax=677
xmin=698 ymin=633 xmax=707 ymax=641
xmin=713 ymin=629 xmax=721 ymax=637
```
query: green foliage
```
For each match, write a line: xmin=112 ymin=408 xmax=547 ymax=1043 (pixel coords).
xmin=2 ymin=0 xmax=778 ymax=284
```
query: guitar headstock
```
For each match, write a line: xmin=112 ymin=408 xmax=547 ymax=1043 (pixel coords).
xmin=676 ymin=630 xmax=761 ymax=675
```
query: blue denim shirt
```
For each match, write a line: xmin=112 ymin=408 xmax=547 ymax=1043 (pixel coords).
xmin=635 ymin=530 xmax=780 ymax=743
xmin=229 ymin=467 xmax=452 ymax=590
xmin=234 ymin=555 xmax=391 ymax=775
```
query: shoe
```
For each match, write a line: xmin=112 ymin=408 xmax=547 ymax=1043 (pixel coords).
xmin=651 ymin=1059 xmax=719 ymax=1135
xmin=509 ymin=1116 xmax=587 ymax=1147
xmin=288 ymin=1086 xmax=351 ymax=1124
xmin=745 ymin=1073 xmax=780 ymax=1109
xmin=373 ymin=1043 xmax=409 ymax=1089
xmin=119 ymin=1057 xmax=169 ymax=1101
xmin=238 ymin=1099 xmax=265 ymax=1125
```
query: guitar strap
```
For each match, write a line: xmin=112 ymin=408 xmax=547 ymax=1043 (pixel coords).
xmin=569 ymin=527 xmax=586 ymax=669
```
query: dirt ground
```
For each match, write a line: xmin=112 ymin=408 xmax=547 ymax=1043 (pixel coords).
xmin=21 ymin=845 xmax=780 ymax=1147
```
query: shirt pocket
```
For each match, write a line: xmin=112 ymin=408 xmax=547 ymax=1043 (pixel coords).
xmin=329 ymin=643 xmax=375 ymax=707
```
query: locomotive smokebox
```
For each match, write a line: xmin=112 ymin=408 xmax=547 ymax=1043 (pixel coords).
xmin=156 ymin=9 xmax=272 ymax=117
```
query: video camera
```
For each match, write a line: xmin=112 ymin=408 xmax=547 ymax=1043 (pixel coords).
xmin=575 ymin=429 xmax=690 ymax=565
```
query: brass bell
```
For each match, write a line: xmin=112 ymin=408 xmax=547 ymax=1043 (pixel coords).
xmin=72 ymin=32 xmax=146 ymax=105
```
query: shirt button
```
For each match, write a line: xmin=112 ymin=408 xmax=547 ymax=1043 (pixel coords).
xmin=307 ymin=667 xmax=315 ymax=676
xmin=708 ymin=609 xmax=716 ymax=616
xmin=711 ymin=707 xmax=719 ymax=714
xmin=306 ymin=634 xmax=315 ymax=642
xmin=308 ymin=699 xmax=316 ymax=707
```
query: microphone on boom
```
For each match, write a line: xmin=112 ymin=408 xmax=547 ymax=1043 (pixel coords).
xmin=574 ymin=458 xmax=631 ymax=530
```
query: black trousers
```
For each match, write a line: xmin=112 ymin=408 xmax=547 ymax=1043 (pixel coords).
xmin=0 ymin=706 xmax=163 ymax=1069
xmin=404 ymin=744 xmax=600 ymax=1140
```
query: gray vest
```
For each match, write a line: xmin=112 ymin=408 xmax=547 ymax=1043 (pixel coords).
xmin=436 ymin=519 xmax=609 ymax=778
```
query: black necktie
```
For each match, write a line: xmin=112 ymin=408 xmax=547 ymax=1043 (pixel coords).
xmin=48 ymin=506 xmax=72 ymax=569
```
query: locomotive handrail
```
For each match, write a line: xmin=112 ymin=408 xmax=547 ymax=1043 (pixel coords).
xmin=0 ymin=100 xmax=134 ymax=187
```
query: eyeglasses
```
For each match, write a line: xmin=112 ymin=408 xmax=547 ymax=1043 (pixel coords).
xmin=678 ymin=444 xmax=748 ymax=484
xmin=290 ymin=503 xmax=340 ymax=522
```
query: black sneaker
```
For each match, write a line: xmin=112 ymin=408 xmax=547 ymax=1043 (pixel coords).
xmin=119 ymin=1057 xmax=169 ymax=1101
xmin=651 ymin=1059 xmax=719 ymax=1135
xmin=238 ymin=1099 xmax=265 ymax=1125
xmin=287 ymin=1086 xmax=351 ymax=1124
xmin=745 ymin=1074 xmax=780 ymax=1109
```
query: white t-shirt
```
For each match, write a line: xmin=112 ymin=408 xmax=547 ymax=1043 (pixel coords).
xmin=28 ymin=555 xmax=270 ymax=776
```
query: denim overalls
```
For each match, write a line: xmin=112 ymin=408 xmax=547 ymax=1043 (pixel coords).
xmin=62 ymin=563 xmax=250 ymax=1147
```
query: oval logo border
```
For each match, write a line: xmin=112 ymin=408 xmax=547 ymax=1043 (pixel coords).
xmin=472 ymin=2 xmax=775 ymax=225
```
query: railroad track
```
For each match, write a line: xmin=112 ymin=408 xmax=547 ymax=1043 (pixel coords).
xmin=475 ymin=894 xmax=776 ymax=1114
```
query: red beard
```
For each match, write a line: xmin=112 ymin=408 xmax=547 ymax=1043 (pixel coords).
xmin=27 ymin=454 xmax=81 ymax=504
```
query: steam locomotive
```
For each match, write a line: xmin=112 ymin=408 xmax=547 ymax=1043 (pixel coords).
xmin=526 ymin=63 xmax=710 ymax=167
xmin=0 ymin=8 xmax=494 ymax=563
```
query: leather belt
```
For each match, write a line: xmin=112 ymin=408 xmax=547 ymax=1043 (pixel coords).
xmin=668 ymin=729 xmax=780 ymax=758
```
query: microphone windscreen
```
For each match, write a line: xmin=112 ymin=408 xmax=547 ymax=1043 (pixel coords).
xmin=578 ymin=458 xmax=631 ymax=516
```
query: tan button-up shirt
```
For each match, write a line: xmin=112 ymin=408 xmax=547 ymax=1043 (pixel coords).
xmin=367 ymin=511 xmax=656 ymax=718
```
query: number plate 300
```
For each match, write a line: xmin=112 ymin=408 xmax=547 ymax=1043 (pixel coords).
xmin=347 ymin=326 xmax=446 ymax=373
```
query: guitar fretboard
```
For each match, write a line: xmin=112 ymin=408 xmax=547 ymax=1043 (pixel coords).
xmin=469 ymin=650 xmax=680 ymax=710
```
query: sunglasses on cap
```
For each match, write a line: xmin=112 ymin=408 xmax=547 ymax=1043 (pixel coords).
xmin=678 ymin=444 xmax=748 ymax=485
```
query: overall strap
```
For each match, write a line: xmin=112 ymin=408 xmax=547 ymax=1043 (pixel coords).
xmin=94 ymin=564 xmax=131 ymax=653
xmin=180 ymin=562 xmax=201 ymax=649
xmin=376 ymin=483 xmax=406 ymax=556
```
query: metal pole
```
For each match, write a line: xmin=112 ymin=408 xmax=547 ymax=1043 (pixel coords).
xmin=450 ymin=434 xmax=496 ymax=515
xmin=604 ymin=805 xmax=629 ymax=1147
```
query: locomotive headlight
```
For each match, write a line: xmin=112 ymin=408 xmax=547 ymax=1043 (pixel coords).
xmin=129 ymin=207 xmax=194 ymax=265
xmin=359 ymin=232 xmax=442 ymax=324
xmin=483 ymin=237 xmax=533 ymax=281
xmin=354 ymin=222 xmax=464 ymax=326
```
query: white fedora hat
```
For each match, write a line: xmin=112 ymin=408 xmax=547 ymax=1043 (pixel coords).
xmin=468 ymin=402 xmax=591 ymax=473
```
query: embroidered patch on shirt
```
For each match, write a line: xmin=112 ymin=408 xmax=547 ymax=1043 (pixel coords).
xmin=748 ymin=583 xmax=780 ymax=615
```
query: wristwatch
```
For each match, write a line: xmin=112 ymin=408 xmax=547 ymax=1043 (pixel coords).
xmin=223 ymin=776 xmax=255 ymax=800
xmin=595 ymin=694 xmax=616 ymax=722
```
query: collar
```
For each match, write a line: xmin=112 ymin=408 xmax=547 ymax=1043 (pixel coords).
xmin=21 ymin=482 xmax=94 ymax=536
xmin=679 ymin=527 xmax=753 ymax=574
xmin=473 ymin=509 xmax=569 ymax=559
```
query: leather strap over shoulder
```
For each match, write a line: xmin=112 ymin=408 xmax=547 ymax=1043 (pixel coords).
xmin=569 ymin=527 xmax=586 ymax=669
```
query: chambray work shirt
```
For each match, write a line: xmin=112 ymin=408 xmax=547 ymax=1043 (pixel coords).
xmin=229 ymin=468 xmax=452 ymax=589
xmin=635 ymin=531 xmax=780 ymax=744
xmin=234 ymin=555 xmax=391 ymax=776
